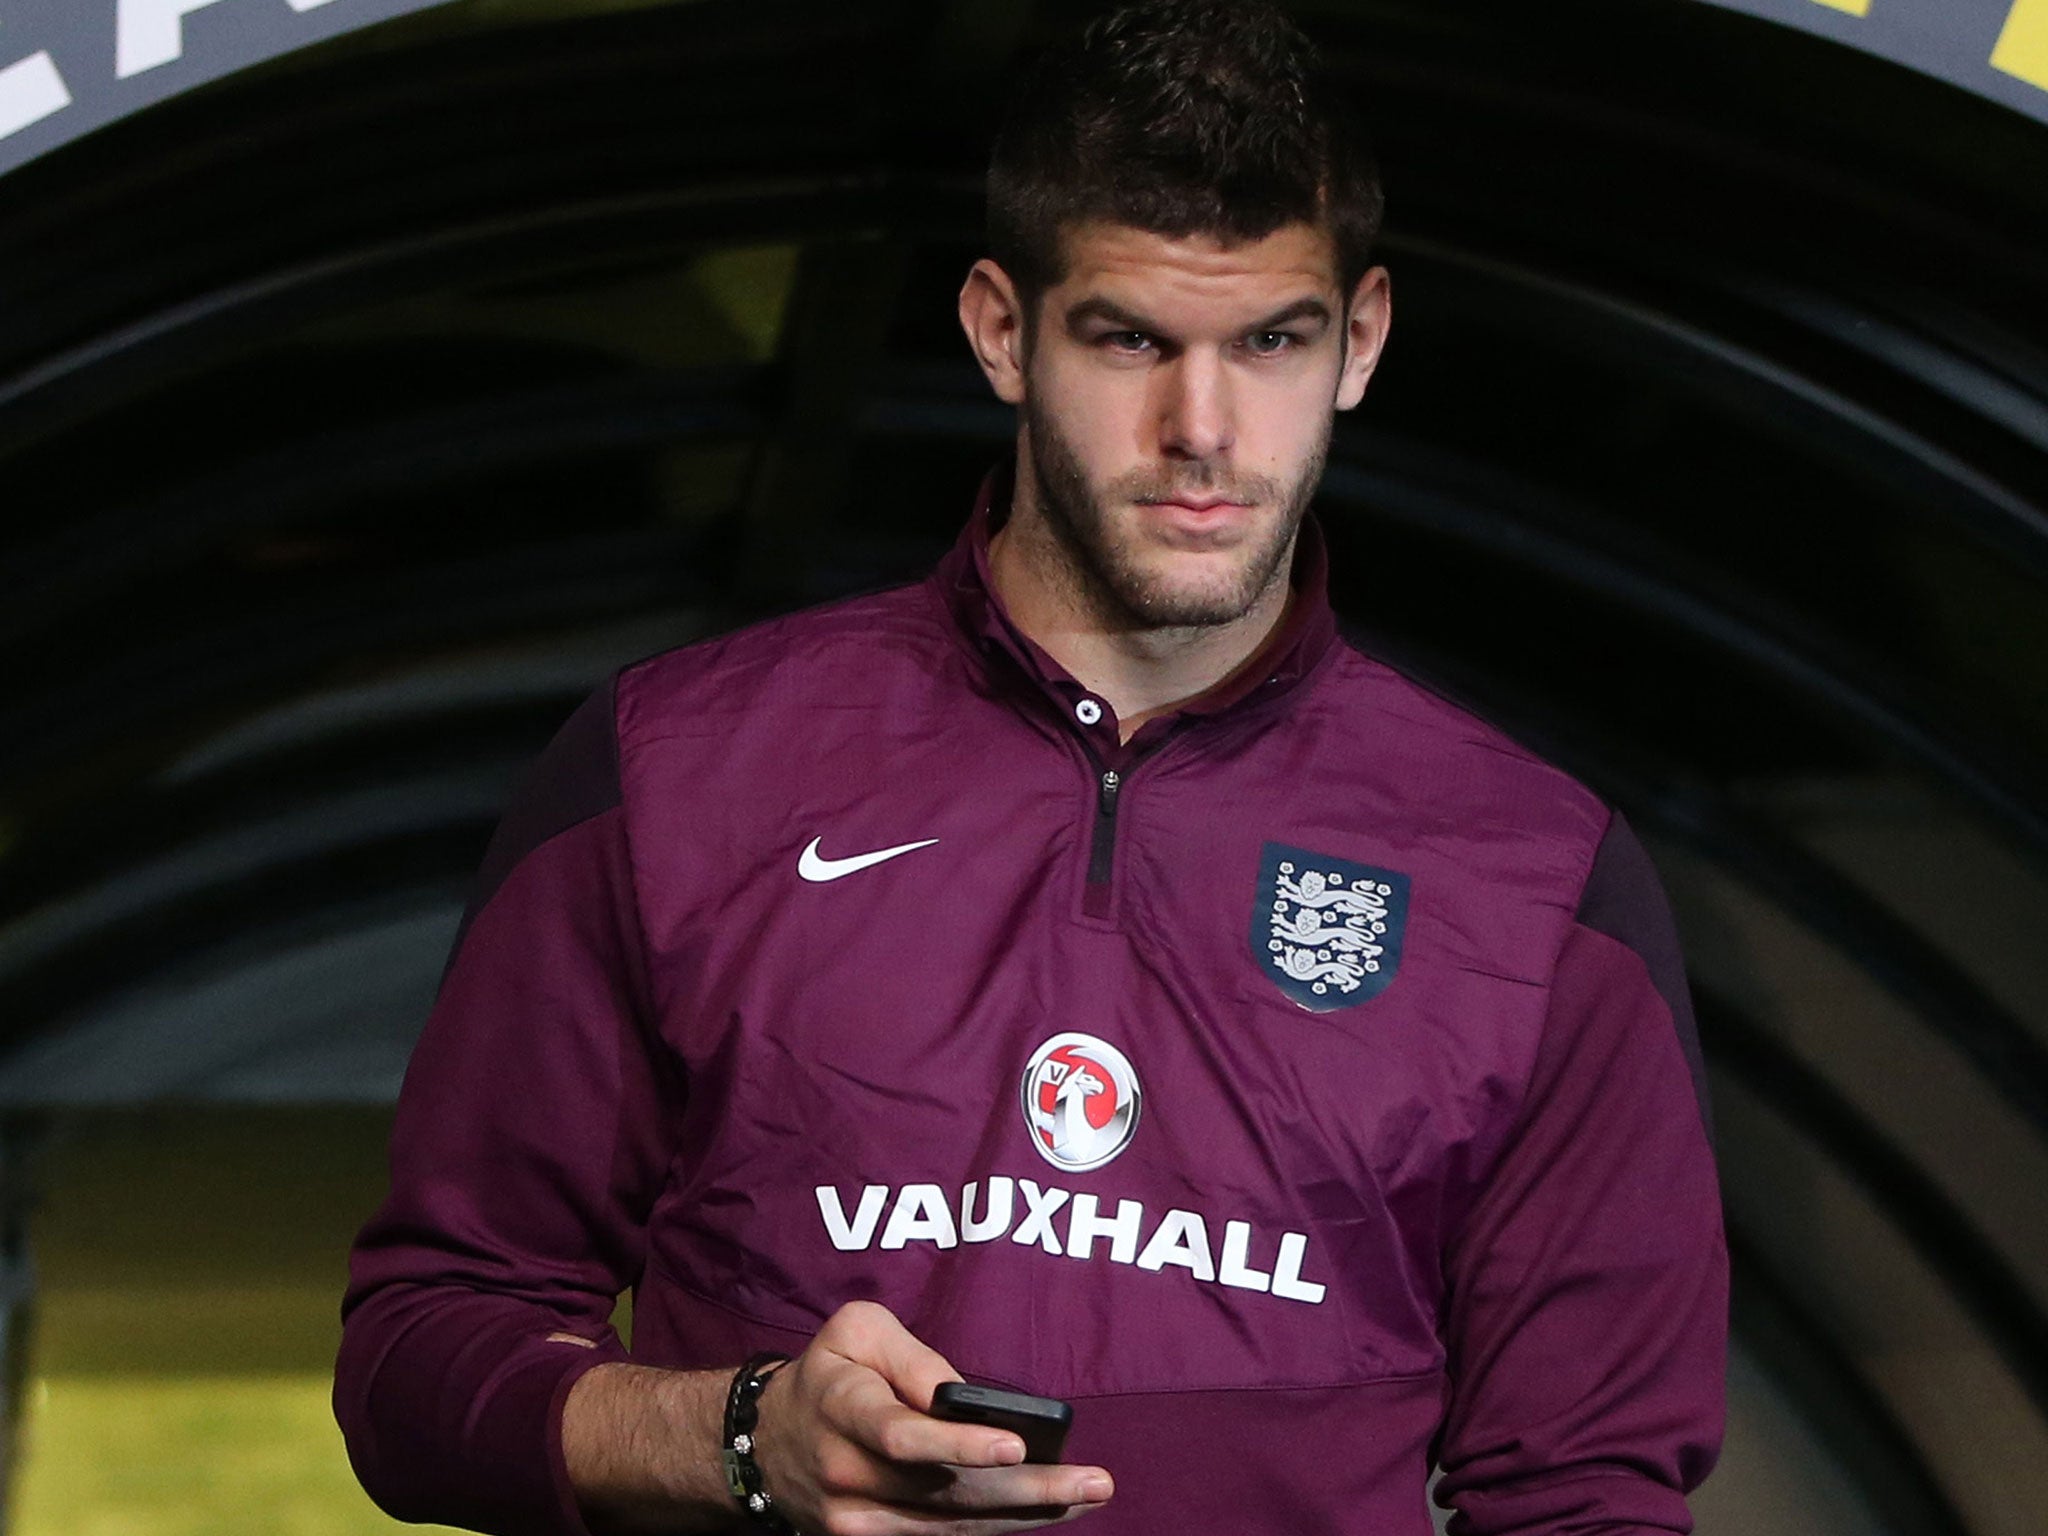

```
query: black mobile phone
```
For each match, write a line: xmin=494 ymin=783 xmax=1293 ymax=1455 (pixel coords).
xmin=929 ymin=1381 xmax=1073 ymax=1464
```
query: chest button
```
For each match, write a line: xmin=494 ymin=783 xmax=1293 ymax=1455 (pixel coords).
xmin=1075 ymin=698 xmax=1103 ymax=725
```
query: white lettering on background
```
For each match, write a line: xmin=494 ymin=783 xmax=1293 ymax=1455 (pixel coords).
xmin=1011 ymin=1179 xmax=1070 ymax=1254
xmin=1271 ymin=1231 xmax=1328 ymax=1305
xmin=959 ymin=1177 xmax=1014 ymax=1242
xmin=1136 ymin=1208 xmax=1215 ymax=1280
xmin=816 ymin=1184 xmax=887 ymax=1252
xmin=117 ymin=0 xmax=342 ymax=80
xmin=879 ymin=1183 xmax=957 ymax=1250
xmin=118 ymin=0 xmax=231 ymax=78
xmin=1063 ymin=1194 xmax=1143 ymax=1264
xmin=812 ymin=1179 xmax=1328 ymax=1307
xmin=0 ymin=46 xmax=69 ymax=139
xmin=1218 ymin=1220 xmax=1272 ymax=1293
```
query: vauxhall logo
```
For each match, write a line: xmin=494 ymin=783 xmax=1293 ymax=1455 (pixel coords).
xmin=813 ymin=1177 xmax=1327 ymax=1307
xmin=811 ymin=1032 xmax=1328 ymax=1306
xmin=1021 ymin=1032 xmax=1139 ymax=1173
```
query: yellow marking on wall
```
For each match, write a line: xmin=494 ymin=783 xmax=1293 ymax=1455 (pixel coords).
xmin=1806 ymin=0 xmax=1872 ymax=16
xmin=10 ymin=1108 xmax=451 ymax=1534
xmin=14 ymin=1374 xmax=468 ymax=1536
xmin=1993 ymin=0 xmax=2048 ymax=90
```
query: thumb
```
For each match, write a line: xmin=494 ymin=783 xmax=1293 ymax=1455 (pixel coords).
xmin=818 ymin=1300 xmax=961 ymax=1411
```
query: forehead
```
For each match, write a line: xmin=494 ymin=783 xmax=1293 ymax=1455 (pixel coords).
xmin=1048 ymin=220 xmax=1341 ymax=319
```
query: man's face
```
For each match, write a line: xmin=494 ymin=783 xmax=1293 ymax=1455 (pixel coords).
xmin=1011 ymin=220 xmax=1369 ymax=629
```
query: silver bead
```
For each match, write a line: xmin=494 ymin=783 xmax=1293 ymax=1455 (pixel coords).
xmin=734 ymin=1433 xmax=754 ymax=1455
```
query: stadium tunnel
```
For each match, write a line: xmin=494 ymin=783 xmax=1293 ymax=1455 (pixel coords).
xmin=2 ymin=0 xmax=2047 ymax=1531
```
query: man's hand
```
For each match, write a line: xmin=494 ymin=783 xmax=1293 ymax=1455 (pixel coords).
xmin=750 ymin=1300 xmax=1113 ymax=1534
xmin=561 ymin=1301 xmax=1113 ymax=1536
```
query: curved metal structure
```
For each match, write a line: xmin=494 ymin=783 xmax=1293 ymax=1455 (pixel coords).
xmin=2 ymin=2 xmax=2046 ymax=1531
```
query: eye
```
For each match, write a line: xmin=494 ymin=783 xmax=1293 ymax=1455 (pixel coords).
xmin=1243 ymin=330 xmax=1298 ymax=356
xmin=1099 ymin=330 xmax=1154 ymax=354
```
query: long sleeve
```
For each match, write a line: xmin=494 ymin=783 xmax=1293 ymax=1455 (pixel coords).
xmin=334 ymin=678 xmax=680 ymax=1536
xmin=1434 ymin=811 xmax=1728 ymax=1536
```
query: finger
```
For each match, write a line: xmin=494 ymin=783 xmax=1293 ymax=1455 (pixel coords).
xmin=842 ymin=1458 xmax=1116 ymax=1514
xmin=819 ymin=1300 xmax=965 ymax=1412
xmin=830 ymin=1385 xmax=1027 ymax=1470
xmin=813 ymin=1496 xmax=1107 ymax=1536
xmin=850 ymin=1504 xmax=1108 ymax=1535
xmin=921 ymin=1463 xmax=1115 ymax=1514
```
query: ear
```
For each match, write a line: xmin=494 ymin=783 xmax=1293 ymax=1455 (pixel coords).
xmin=1335 ymin=265 xmax=1391 ymax=412
xmin=958 ymin=258 xmax=1029 ymax=406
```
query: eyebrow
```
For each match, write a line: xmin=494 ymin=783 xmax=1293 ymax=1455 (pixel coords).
xmin=1063 ymin=295 xmax=1334 ymax=336
xmin=1064 ymin=297 xmax=1157 ymax=334
xmin=1249 ymin=297 xmax=1334 ymax=330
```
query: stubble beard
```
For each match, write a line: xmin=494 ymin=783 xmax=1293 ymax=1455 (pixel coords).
xmin=1023 ymin=392 xmax=1329 ymax=632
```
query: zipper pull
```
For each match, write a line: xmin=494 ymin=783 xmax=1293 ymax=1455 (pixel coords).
xmin=1099 ymin=769 xmax=1121 ymax=814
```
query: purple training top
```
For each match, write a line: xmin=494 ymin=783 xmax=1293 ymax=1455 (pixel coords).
xmin=336 ymin=469 xmax=1728 ymax=1535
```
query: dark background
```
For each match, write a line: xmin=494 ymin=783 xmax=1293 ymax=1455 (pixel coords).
xmin=1 ymin=1 xmax=2045 ymax=1530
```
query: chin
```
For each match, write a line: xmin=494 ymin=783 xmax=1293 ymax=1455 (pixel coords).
xmin=1118 ymin=568 xmax=1268 ymax=627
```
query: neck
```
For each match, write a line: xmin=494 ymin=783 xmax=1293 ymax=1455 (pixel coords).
xmin=987 ymin=461 xmax=1297 ymax=743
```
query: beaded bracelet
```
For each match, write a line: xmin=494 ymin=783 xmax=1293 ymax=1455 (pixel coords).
xmin=722 ymin=1351 xmax=795 ymax=1532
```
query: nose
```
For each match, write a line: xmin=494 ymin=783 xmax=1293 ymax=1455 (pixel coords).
xmin=1156 ymin=348 xmax=1234 ymax=462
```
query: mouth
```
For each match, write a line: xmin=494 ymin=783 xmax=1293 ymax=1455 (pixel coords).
xmin=1134 ymin=495 xmax=1259 ymax=549
xmin=1139 ymin=496 xmax=1252 ymax=514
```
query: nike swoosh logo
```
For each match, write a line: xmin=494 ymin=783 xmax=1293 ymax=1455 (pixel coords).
xmin=798 ymin=835 xmax=939 ymax=883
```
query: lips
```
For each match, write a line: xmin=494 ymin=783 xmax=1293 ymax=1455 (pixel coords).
xmin=1141 ymin=497 xmax=1251 ymax=513
xmin=1137 ymin=497 xmax=1258 ymax=547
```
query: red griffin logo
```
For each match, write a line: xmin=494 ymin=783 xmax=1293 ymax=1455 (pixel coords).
xmin=1021 ymin=1033 xmax=1141 ymax=1173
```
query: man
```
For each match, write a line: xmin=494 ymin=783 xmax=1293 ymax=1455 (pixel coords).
xmin=335 ymin=4 xmax=1727 ymax=1533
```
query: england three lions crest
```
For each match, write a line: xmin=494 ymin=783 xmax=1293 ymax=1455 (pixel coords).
xmin=1253 ymin=843 xmax=1410 ymax=1012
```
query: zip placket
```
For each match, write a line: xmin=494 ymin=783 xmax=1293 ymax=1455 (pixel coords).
xmin=1078 ymin=734 xmax=1171 ymax=919
xmin=1088 ymin=767 xmax=1122 ymax=887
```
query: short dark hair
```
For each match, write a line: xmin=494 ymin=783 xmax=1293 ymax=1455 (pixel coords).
xmin=987 ymin=0 xmax=1383 ymax=310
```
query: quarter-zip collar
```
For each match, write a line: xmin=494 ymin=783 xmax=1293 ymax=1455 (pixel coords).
xmin=931 ymin=460 xmax=1339 ymax=763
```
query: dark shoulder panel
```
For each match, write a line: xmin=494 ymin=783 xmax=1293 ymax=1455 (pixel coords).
xmin=447 ymin=677 xmax=623 ymax=969
xmin=1576 ymin=810 xmax=1712 ymax=1140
